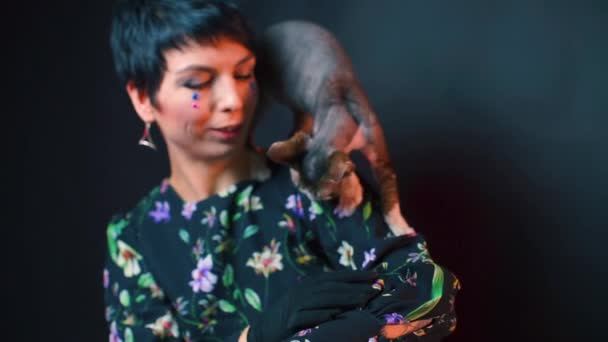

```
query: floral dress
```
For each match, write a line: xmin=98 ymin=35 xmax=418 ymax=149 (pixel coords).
xmin=104 ymin=160 xmax=460 ymax=341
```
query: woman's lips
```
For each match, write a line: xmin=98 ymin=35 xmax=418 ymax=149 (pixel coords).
xmin=210 ymin=124 xmax=243 ymax=140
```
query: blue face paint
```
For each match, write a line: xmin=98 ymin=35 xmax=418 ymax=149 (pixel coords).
xmin=249 ymin=81 xmax=257 ymax=95
xmin=192 ymin=92 xmax=200 ymax=109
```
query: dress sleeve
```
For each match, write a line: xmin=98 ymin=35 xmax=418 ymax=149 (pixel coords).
xmin=104 ymin=213 xmax=182 ymax=341
xmin=290 ymin=182 xmax=461 ymax=341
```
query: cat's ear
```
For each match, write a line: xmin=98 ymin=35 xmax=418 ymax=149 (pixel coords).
xmin=266 ymin=131 xmax=310 ymax=166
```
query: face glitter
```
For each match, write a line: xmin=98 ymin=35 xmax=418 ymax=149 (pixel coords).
xmin=192 ymin=92 xmax=199 ymax=108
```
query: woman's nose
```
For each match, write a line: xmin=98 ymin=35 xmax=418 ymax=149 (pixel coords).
xmin=212 ymin=76 xmax=242 ymax=114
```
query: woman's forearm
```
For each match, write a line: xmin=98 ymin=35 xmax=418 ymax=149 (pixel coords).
xmin=238 ymin=326 xmax=250 ymax=342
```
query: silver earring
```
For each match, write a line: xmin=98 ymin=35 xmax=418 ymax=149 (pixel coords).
xmin=138 ymin=121 xmax=157 ymax=150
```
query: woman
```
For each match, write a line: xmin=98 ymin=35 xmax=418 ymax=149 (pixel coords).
xmin=105 ymin=0 xmax=460 ymax=341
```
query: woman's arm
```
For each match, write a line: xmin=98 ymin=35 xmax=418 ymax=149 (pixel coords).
xmin=238 ymin=326 xmax=249 ymax=342
xmin=287 ymin=181 xmax=460 ymax=341
xmin=105 ymin=215 xmax=182 ymax=341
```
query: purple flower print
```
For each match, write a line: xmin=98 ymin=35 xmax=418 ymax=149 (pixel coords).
xmin=103 ymin=269 xmax=109 ymax=289
xmin=201 ymin=207 xmax=217 ymax=228
xmin=383 ymin=312 xmax=405 ymax=325
xmin=285 ymin=194 xmax=304 ymax=218
xmin=149 ymin=201 xmax=170 ymax=223
xmin=109 ymin=321 xmax=122 ymax=342
xmin=296 ymin=328 xmax=312 ymax=336
xmin=181 ymin=202 xmax=197 ymax=220
xmin=192 ymin=239 xmax=204 ymax=259
xmin=189 ymin=255 xmax=218 ymax=293
xmin=362 ymin=248 xmax=376 ymax=268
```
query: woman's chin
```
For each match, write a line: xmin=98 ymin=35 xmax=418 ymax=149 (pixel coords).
xmin=194 ymin=141 xmax=247 ymax=162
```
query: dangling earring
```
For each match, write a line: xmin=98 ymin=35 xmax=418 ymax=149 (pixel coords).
xmin=138 ymin=121 xmax=157 ymax=150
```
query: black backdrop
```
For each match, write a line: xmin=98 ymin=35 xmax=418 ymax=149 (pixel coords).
xmin=19 ymin=0 xmax=607 ymax=341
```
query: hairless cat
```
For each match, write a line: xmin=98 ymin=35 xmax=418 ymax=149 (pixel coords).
xmin=255 ymin=20 xmax=414 ymax=237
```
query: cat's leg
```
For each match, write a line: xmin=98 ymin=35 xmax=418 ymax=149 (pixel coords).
xmin=363 ymin=143 xmax=415 ymax=237
xmin=346 ymin=85 xmax=415 ymax=236
xmin=278 ymin=109 xmax=314 ymax=187
xmin=266 ymin=130 xmax=310 ymax=177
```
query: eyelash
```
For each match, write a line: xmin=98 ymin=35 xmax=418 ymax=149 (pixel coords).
xmin=184 ymin=82 xmax=207 ymax=89
xmin=184 ymin=73 xmax=253 ymax=89
xmin=235 ymin=73 xmax=253 ymax=80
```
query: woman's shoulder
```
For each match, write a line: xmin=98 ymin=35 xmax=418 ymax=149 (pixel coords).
xmin=106 ymin=182 xmax=167 ymax=237
xmin=105 ymin=154 xmax=299 ymax=230
xmin=257 ymin=155 xmax=311 ymax=201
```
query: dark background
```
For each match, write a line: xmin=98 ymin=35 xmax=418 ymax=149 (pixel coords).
xmin=19 ymin=0 xmax=607 ymax=341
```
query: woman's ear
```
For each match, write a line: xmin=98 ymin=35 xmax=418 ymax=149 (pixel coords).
xmin=126 ymin=81 xmax=155 ymax=122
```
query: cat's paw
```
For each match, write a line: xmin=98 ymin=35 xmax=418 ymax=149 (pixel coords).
xmin=333 ymin=172 xmax=363 ymax=218
xmin=384 ymin=205 xmax=416 ymax=236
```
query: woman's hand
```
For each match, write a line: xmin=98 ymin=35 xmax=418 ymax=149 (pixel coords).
xmin=246 ymin=270 xmax=381 ymax=342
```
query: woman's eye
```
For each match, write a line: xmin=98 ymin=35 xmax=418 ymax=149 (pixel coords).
xmin=235 ymin=73 xmax=253 ymax=80
xmin=184 ymin=77 xmax=212 ymax=89
xmin=184 ymin=81 xmax=206 ymax=89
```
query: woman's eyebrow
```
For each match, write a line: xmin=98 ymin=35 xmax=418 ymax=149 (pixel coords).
xmin=236 ymin=54 xmax=255 ymax=66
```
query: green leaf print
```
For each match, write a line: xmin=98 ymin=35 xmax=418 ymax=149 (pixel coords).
xmin=244 ymin=288 xmax=262 ymax=312
xmin=233 ymin=288 xmax=242 ymax=302
xmin=179 ymin=229 xmax=190 ymax=244
xmin=119 ymin=290 xmax=130 ymax=307
xmin=218 ymin=299 xmax=237 ymax=313
xmin=363 ymin=201 xmax=372 ymax=221
xmin=135 ymin=294 xmax=146 ymax=303
xmin=243 ymin=225 xmax=259 ymax=239
xmin=124 ymin=328 xmax=134 ymax=342
xmin=406 ymin=263 xmax=445 ymax=321
xmin=223 ymin=264 xmax=234 ymax=287
xmin=137 ymin=273 xmax=154 ymax=288
xmin=106 ymin=218 xmax=128 ymax=263
xmin=236 ymin=186 xmax=253 ymax=207
xmin=310 ymin=200 xmax=324 ymax=216
xmin=220 ymin=210 xmax=229 ymax=228
xmin=233 ymin=212 xmax=242 ymax=222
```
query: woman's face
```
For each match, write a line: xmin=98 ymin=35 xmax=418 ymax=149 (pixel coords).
xmin=145 ymin=36 xmax=258 ymax=161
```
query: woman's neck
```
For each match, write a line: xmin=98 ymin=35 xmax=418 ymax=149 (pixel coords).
xmin=167 ymin=147 xmax=254 ymax=203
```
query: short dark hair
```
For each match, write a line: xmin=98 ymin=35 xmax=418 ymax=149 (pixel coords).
xmin=109 ymin=0 xmax=255 ymax=106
